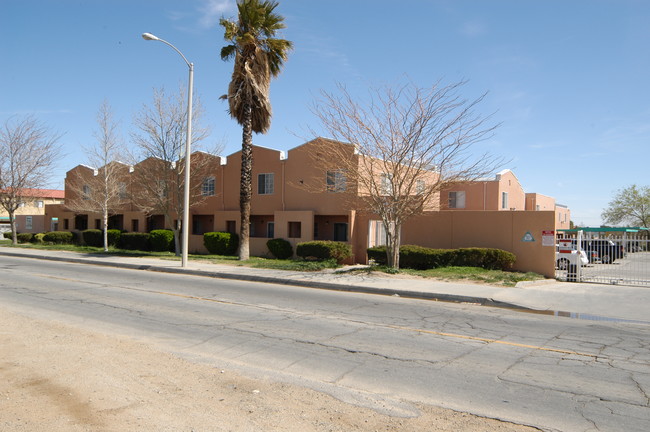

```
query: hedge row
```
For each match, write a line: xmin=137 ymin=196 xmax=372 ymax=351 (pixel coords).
xmin=367 ymin=245 xmax=516 ymax=271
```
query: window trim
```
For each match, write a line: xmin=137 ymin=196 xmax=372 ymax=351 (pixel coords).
xmin=258 ymin=173 xmax=275 ymax=195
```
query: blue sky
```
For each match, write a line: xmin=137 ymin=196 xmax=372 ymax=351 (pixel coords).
xmin=2 ymin=0 xmax=649 ymax=227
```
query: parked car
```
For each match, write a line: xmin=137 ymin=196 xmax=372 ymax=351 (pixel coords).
xmin=582 ymin=239 xmax=624 ymax=264
xmin=555 ymin=249 xmax=589 ymax=270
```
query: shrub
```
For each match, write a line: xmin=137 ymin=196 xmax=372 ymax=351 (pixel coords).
xmin=32 ymin=233 xmax=45 ymax=243
xmin=17 ymin=233 xmax=33 ymax=243
xmin=106 ymin=229 xmax=122 ymax=247
xmin=149 ymin=229 xmax=175 ymax=252
xmin=3 ymin=232 xmax=12 ymax=239
xmin=451 ymin=247 xmax=516 ymax=271
xmin=119 ymin=232 xmax=150 ymax=251
xmin=203 ymin=231 xmax=239 ymax=255
xmin=399 ymin=245 xmax=453 ymax=270
xmin=42 ymin=231 xmax=74 ymax=244
xmin=367 ymin=245 xmax=516 ymax=271
xmin=296 ymin=241 xmax=352 ymax=263
xmin=266 ymin=238 xmax=293 ymax=259
xmin=82 ymin=229 xmax=103 ymax=247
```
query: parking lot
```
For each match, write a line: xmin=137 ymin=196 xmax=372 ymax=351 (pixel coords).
xmin=556 ymin=249 xmax=650 ymax=287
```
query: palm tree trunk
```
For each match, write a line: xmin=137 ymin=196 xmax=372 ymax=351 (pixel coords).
xmin=239 ymin=102 xmax=253 ymax=260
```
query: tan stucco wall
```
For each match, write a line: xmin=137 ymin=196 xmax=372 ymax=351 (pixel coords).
xmin=358 ymin=211 xmax=556 ymax=277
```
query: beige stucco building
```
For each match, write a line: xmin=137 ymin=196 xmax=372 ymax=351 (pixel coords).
xmin=0 ymin=188 xmax=64 ymax=233
xmin=46 ymin=138 xmax=569 ymax=277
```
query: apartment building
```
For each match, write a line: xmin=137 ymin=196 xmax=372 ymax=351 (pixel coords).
xmin=46 ymin=138 xmax=565 ymax=276
xmin=0 ymin=188 xmax=64 ymax=233
xmin=440 ymin=170 xmax=571 ymax=230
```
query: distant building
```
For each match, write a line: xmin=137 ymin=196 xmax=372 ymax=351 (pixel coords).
xmin=0 ymin=188 xmax=64 ymax=233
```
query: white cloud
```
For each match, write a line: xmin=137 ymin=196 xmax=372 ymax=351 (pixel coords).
xmin=199 ymin=0 xmax=235 ymax=29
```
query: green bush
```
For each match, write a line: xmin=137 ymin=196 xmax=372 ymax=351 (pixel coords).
xmin=266 ymin=238 xmax=293 ymax=259
xmin=296 ymin=241 xmax=352 ymax=263
xmin=367 ymin=245 xmax=516 ymax=271
xmin=149 ymin=229 xmax=175 ymax=252
xmin=17 ymin=233 xmax=34 ymax=243
xmin=203 ymin=232 xmax=239 ymax=255
xmin=3 ymin=232 xmax=12 ymax=239
xmin=32 ymin=233 xmax=45 ymax=243
xmin=83 ymin=229 xmax=122 ymax=247
xmin=82 ymin=229 xmax=103 ymax=247
xmin=119 ymin=232 xmax=150 ymax=251
xmin=450 ymin=247 xmax=516 ymax=271
xmin=42 ymin=231 xmax=74 ymax=244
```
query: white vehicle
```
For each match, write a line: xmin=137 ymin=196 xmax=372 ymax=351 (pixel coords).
xmin=556 ymin=239 xmax=589 ymax=270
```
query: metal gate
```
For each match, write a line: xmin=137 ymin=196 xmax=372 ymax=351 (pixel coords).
xmin=555 ymin=230 xmax=650 ymax=286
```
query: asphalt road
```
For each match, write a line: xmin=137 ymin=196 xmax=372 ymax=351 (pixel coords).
xmin=1 ymin=255 xmax=649 ymax=432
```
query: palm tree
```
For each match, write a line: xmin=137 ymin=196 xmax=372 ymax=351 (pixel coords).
xmin=220 ymin=0 xmax=292 ymax=260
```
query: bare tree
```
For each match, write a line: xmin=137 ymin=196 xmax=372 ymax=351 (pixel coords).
xmin=0 ymin=115 xmax=62 ymax=245
xmin=65 ymin=101 xmax=126 ymax=251
xmin=310 ymin=80 xmax=502 ymax=269
xmin=130 ymin=86 xmax=212 ymax=255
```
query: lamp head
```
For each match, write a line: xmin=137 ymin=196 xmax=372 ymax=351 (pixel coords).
xmin=142 ymin=32 xmax=159 ymax=41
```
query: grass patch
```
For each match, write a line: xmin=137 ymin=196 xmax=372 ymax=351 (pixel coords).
xmin=0 ymin=243 xmax=341 ymax=272
xmin=388 ymin=266 xmax=544 ymax=286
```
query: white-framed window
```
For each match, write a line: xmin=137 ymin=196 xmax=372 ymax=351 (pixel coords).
xmin=25 ymin=216 xmax=33 ymax=230
xmin=380 ymin=173 xmax=393 ymax=195
xmin=258 ymin=173 xmax=274 ymax=195
xmin=448 ymin=191 xmax=466 ymax=209
xmin=36 ymin=200 xmax=44 ymax=208
xmin=326 ymin=170 xmax=346 ymax=192
xmin=502 ymin=192 xmax=509 ymax=209
xmin=202 ymin=177 xmax=215 ymax=196
xmin=18 ymin=202 xmax=26 ymax=208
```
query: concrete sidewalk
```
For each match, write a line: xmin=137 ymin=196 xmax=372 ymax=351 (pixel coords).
xmin=1 ymin=246 xmax=648 ymax=324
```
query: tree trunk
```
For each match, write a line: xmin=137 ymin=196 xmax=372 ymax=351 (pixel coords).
xmin=102 ymin=202 xmax=109 ymax=252
xmin=385 ymin=221 xmax=401 ymax=270
xmin=173 ymin=219 xmax=181 ymax=257
xmin=239 ymin=102 xmax=253 ymax=261
xmin=9 ymin=210 xmax=17 ymax=245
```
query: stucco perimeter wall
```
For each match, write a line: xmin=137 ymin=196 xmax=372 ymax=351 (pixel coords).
xmin=357 ymin=211 xmax=556 ymax=277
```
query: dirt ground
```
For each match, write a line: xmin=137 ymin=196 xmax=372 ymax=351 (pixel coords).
xmin=0 ymin=306 xmax=540 ymax=432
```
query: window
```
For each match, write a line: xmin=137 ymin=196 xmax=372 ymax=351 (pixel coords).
xmin=448 ymin=191 xmax=466 ymax=209
xmin=288 ymin=221 xmax=301 ymax=238
xmin=415 ymin=180 xmax=425 ymax=195
xmin=82 ymin=185 xmax=91 ymax=200
xmin=326 ymin=170 xmax=346 ymax=192
xmin=25 ymin=216 xmax=33 ymax=230
xmin=18 ymin=202 xmax=26 ymax=208
xmin=380 ymin=173 xmax=393 ymax=195
xmin=36 ymin=201 xmax=44 ymax=208
xmin=333 ymin=223 xmax=348 ymax=242
xmin=118 ymin=182 xmax=127 ymax=199
xmin=368 ymin=220 xmax=387 ymax=247
xmin=502 ymin=192 xmax=508 ymax=209
xmin=157 ymin=180 xmax=168 ymax=198
xmin=202 ymin=177 xmax=215 ymax=196
xmin=258 ymin=173 xmax=274 ymax=195
xmin=132 ymin=219 xmax=139 ymax=232
xmin=267 ymin=222 xmax=275 ymax=238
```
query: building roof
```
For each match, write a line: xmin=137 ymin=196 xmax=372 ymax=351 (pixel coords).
xmin=5 ymin=188 xmax=65 ymax=199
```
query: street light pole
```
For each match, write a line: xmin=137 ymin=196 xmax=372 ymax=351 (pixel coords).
xmin=142 ymin=32 xmax=193 ymax=268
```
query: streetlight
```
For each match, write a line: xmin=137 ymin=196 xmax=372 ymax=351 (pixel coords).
xmin=142 ymin=32 xmax=193 ymax=268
